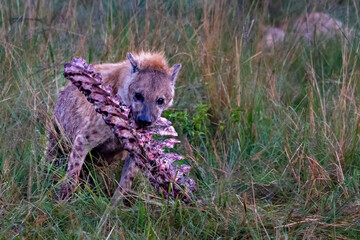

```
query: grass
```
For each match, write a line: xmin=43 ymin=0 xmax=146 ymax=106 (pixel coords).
xmin=1 ymin=0 xmax=360 ymax=239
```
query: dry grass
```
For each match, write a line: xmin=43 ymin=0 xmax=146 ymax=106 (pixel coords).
xmin=0 ymin=0 xmax=360 ymax=239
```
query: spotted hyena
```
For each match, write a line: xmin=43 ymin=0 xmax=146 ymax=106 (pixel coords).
xmin=47 ymin=52 xmax=181 ymax=200
xmin=261 ymin=12 xmax=349 ymax=50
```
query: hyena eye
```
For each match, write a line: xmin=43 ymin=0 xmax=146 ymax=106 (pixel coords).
xmin=134 ymin=92 xmax=144 ymax=101
xmin=156 ymin=98 xmax=165 ymax=105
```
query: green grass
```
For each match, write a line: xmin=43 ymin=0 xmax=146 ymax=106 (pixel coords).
xmin=1 ymin=0 xmax=360 ymax=239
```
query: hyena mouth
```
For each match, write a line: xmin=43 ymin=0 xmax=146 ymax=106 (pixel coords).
xmin=136 ymin=116 xmax=152 ymax=127
xmin=134 ymin=111 xmax=156 ymax=128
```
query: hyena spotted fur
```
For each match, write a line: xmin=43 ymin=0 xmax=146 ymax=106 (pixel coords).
xmin=47 ymin=52 xmax=181 ymax=200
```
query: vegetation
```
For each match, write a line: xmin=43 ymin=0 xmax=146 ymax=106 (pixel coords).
xmin=1 ymin=0 xmax=359 ymax=238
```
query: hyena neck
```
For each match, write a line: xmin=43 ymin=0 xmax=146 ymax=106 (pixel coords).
xmin=117 ymin=75 xmax=132 ymax=106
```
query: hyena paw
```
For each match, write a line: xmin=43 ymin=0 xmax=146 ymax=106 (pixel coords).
xmin=59 ymin=182 xmax=76 ymax=200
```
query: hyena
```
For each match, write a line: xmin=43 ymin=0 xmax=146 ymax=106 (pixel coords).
xmin=261 ymin=12 xmax=348 ymax=50
xmin=47 ymin=52 xmax=181 ymax=200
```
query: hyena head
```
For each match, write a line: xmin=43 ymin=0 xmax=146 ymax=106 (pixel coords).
xmin=126 ymin=52 xmax=181 ymax=127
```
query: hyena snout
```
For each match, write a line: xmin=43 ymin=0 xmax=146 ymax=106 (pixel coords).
xmin=134 ymin=104 xmax=157 ymax=127
xmin=137 ymin=114 xmax=152 ymax=127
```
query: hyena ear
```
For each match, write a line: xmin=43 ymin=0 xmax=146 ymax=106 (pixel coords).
xmin=127 ymin=52 xmax=139 ymax=74
xmin=171 ymin=64 xmax=182 ymax=83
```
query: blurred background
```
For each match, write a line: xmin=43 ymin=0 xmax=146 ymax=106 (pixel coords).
xmin=0 ymin=0 xmax=360 ymax=239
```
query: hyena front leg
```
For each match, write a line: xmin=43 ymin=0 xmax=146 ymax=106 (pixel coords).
xmin=112 ymin=154 xmax=139 ymax=205
xmin=59 ymin=134 xmax=89 ymax=200
xmin=46 ymin=129 xmax=59 ymax=163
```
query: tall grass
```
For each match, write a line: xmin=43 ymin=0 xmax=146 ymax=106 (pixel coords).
xmin=1 ymin=0 xmax=360 ymax=238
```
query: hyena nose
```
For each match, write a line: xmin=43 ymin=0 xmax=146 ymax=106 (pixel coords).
xmin=137 ymin=116 xmax=152 ymax=127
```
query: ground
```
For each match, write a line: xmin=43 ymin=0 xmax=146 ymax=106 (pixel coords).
xmin=0 ymin=0 xmax=359 ymax=239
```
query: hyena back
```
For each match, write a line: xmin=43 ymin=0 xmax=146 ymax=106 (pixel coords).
xmin=48 ymin=52 xmax=181 ymax=200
